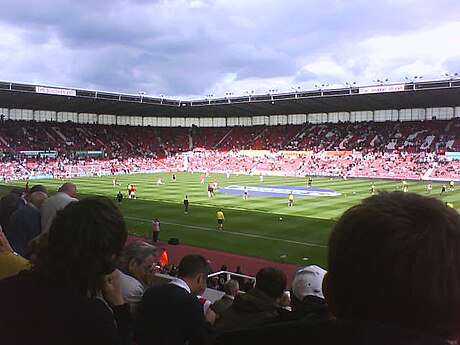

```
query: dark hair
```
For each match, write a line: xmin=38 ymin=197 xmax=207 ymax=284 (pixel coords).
xmin=0 ymin=190 xmax=25 ymax=230
xmin=328 ymin=191 xmax=460 ymax=339
xmin=177 ymin=254 xmax=209 ymax=279
xmin=29 ymin=184 xmax=48 ymax=195
xmin=255 ymin=267 xmax=287 ymax=299
xmin=32 ymin=196 xmax=127 ymax=295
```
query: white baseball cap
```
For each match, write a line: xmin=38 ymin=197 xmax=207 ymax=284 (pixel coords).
xmin=291 ymin=265 xmax=327 ymax=300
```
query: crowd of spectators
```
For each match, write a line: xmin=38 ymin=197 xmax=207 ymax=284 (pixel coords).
xmin=0 ymin=118 xmax=459 ymax=181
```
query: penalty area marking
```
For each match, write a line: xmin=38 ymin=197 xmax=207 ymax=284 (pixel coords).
xmin=125 ymin=216 xmax=327 ymax=248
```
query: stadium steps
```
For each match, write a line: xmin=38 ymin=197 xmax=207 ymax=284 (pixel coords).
xmin=213 ymin=128 xmax=233 ymax=149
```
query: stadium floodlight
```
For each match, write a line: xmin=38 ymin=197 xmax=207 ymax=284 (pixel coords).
xmin=373 ymin=78 xmax=389 ymax=85
xmin=314 ymin=83 xmax=328 ymax=89
xmin=245 ymin=90 xmax=254 ymax=101
xmin=444 ymin=73 xmax=459 ymax=88
xmin=344 ymin=81 xmax=357 ymax=88
xmin=268 ymin=89 xmax=278 ymax=102
xmin=205 ymin=94 xmax=213 ymax=105
xmin=225 ymin=92 xmax=234 ymax=103
xmin=314 ymin=83 xmax=329 ymax=97
xmin=444 ymin=72 xmax=459 ymax=80
xmin=405 ymin=76 xmax=423 ymax=83
xmin=138 ymin=91 xmax=147 ymax=102
xmin=291 ymin=86 xmax=300 ymax=98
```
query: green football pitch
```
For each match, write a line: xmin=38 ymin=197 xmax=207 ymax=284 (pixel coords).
xmin=2 ymin=173 xmax=459 ymax=267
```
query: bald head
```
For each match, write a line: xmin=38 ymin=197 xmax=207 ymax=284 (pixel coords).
xmin=60 ymin=183 xmax=77 ymax=199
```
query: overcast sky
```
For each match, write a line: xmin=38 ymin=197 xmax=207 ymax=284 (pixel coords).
xmin=0 ymin=0 xmax=459 ymax=99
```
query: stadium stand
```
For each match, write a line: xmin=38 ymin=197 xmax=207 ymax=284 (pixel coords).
xmin=0 ymin=118 xmax=459 ymax=181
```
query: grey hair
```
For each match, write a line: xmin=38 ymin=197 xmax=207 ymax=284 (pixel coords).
xmin=224 ymin=279 xmax=239 ymax=296
xmin=122 ymin=240 xmax=157 ymax=265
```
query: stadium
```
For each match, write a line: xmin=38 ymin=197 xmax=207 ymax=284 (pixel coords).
xmin=2 ymin=2 xmax=460 ymax=343
xmin=0 ymin=77 xmax=459 ymax=269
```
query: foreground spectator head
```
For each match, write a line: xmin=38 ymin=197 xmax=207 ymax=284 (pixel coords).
xmin=122 ymin=240 xmax=157 ymax=285
xmin=292 ymin=265 xmax=326 ymax=300
xmin=255 ymin=267 xmax=287 ymax=300
xmin=177 ymin=254 xmax=209 ymax=295
xmin=33 ymin=196 xmax=127 ymax=294
xmin=325 ymin=191 xmax=460 ymax=340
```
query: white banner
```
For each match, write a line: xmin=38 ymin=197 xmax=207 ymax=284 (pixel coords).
xmin=36 ymin=86 xmax=76 ymax=97
xmin=359 ymin=84 xmax=405 ymax=94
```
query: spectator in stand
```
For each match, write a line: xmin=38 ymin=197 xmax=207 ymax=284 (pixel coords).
xmin=0 ymin=187 xmax=27 ymax=231
xmin=215 ymin=192 xmax=460 ymax=345
xmin=211 ymin=279 xmax=239 ymax=320
xmin=5 ymin=189 xmax=48 ymax=257
xmin=41 ymin=182 xmax=78 ymax=233
xmin=214 ymin=267 xmax=287 ymax=335
xmin=135 ymin=254 xmax=210 ymax=345
xmin=119 ymin=240 xmax=157 ymax=316
xmin=0 ymin=196 xmax=132 ymax=345
xmin=0 ymin=226 xmax=31 ymax=280
xmin=231 ymin=265 xmax=246 ymax=291
xmin=290 ymin=265 xmax=328 ymax=321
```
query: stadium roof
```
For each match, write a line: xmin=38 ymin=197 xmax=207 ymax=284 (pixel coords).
xmin=0 ymin=79 xmax=459 ymax=118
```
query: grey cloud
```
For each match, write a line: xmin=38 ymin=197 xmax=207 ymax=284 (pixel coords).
xmin=1 ymin=0 xmax=459 ymax=96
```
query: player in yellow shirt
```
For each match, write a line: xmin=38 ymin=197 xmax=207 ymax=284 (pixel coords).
xmin=288 ymin=192 xmax=294 ymax=207
xmin=216 ymin=209 xmax=225 ymax=230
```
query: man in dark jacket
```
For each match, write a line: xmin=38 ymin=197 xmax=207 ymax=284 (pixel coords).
xmin=214 ymin=267 xmax=287 ymax=335
xmin=135 ymin=254 xmax=209 ymax=345
xmin=211 ymin=279 xmax=239 ymax=320
xmin=5 ymin=190 xmax=48 ymax=257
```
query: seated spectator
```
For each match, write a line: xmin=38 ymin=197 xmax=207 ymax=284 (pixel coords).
xmin=0 ymin=227 xmax=31 ymax=280
xmin=218 ymin=264 xmax=228 ymax=290
xmin=0 ymin=187 xmax=27 ymax=231
xmin=5 ymin=189 xmax=48 ymax=257
xmin=290 ymin=265 xmax=328 ymax=321
xmin=214 ymin=192 xmax=460 ymax=345
xmin=41 ymin=182 xmax=78 ymax=233
xmin=214 ymin=267 xmax=287 ymax=335
xmin=119 ymin=240 xmax=157 ymax=315
xmin=0 ymin=196 xmax=132 ymax=345
xmin=135 ymin=254 xmax=210 ymax=345
xmin=210 ymin=279 xmax=239 ymax=320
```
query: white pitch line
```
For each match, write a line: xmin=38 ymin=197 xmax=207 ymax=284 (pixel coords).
xmin=124 ymin=216 xmax=327 ymax=248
